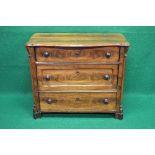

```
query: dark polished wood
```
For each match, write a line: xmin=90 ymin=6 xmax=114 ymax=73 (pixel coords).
xmin=26 ymin=33 xmax=129 ymax=119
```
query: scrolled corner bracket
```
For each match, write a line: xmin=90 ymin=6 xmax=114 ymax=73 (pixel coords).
xmin=26 ymin=48 xmax=31 ymax=58
xmin=33 ymin=105 xmax=41 ymax=119
xmin=115 ymin=112 xmax=123 ymax=120
xmin=124 ymin=46 xmax=128 ymax=58
xmin=115 ymin=103 xmax=123 ymax=120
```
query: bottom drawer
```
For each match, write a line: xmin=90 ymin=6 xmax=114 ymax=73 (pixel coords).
xmin=39 ymin=92 xmax=117 ymax=113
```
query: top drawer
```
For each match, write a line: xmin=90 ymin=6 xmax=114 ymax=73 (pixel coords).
xmin=36 ymin=47 xmax=120 ymax=63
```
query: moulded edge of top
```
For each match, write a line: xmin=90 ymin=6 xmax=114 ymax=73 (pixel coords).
xmin=26 ymin=33 xmax=130 ymax=47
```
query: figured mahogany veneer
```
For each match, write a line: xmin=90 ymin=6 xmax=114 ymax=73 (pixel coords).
xmin=37 ymin=64 xmax=118 ymax=90
xmin=26 ymin=33 xmax=129 ymax=119
xmin=36 ymin=46 xmax=119 ymax=63
xmin=40 ymin=92 xmax=117 ymax=113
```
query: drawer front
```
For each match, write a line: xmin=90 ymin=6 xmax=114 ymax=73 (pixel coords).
xmin=36 ymin=47 xmax=119 ymax=62
xmin=40 ymin=92 xmax=117 ymax=112
xmin=37 ymin=65 xmax=118 ymax=90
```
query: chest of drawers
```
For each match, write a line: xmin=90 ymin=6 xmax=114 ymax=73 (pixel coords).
xmin=26 ymin=33 xmax=129 ymax=119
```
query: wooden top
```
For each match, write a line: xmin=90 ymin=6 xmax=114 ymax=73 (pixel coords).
xmin=26 ymin=33 xmax=129 ymax=47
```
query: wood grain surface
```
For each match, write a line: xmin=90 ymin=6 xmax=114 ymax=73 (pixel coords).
xmin=37 ymin=64 xmax=118 ymax=90
xmin=40 ymin=92 xmax=117 ymax=112
xmin=26 ymin=33 xmax=129 ymax=119
xmin=26 ymin=33 xmax=129 ymax=47
xmin=36 ymin=46 xmax=119 ymax=62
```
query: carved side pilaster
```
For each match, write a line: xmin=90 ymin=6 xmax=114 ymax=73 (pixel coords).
xmin=115 ymin=104 xmax=123 ymax=120
xmin=26 ymin=46 xmax=41 ymax=119
xmin=115 ymin=46 xmax=128 ymax=120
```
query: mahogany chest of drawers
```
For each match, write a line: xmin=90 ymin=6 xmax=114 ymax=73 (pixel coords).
xmin=26 ymin=33 xmax=129 ymax=119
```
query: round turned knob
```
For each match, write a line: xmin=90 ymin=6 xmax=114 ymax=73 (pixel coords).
xmin=103 ymin=74 xmax=110 ymax=80
xmin=75 ymin=52 xmax=80 ymax=57
xmin=44 ymin=75 xmax=50 ymax=81
xmin=42 ymin=51 xmax=49 ymax=57
xmin=103 ymin=98 xmax=109 ymax=104
xmin=105 ymin=52 xmax=111 ymax=58
xmin=46 ymin=98 xmax=53 ymax=104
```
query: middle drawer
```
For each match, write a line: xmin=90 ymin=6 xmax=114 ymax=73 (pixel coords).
xmin=37 ymin=64 xmax=118 ymax=90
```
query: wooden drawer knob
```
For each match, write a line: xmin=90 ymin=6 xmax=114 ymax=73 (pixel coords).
xmin=103 ymin=98 xmax=109 ymax=104
xmin=103 ymin=74 xmax=110 ymax=80
xmin=75 ymin=52 xmax=80 ymax=57
xmin=44 ymin=75 xmax=50 ymax=81
xmin=105 ymin=52 xmax=111 ymax=58
xmin=42 ymin=51 xmax=49 ymax=57
xmin=46 ymin=98 xmax=57 ymax=104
